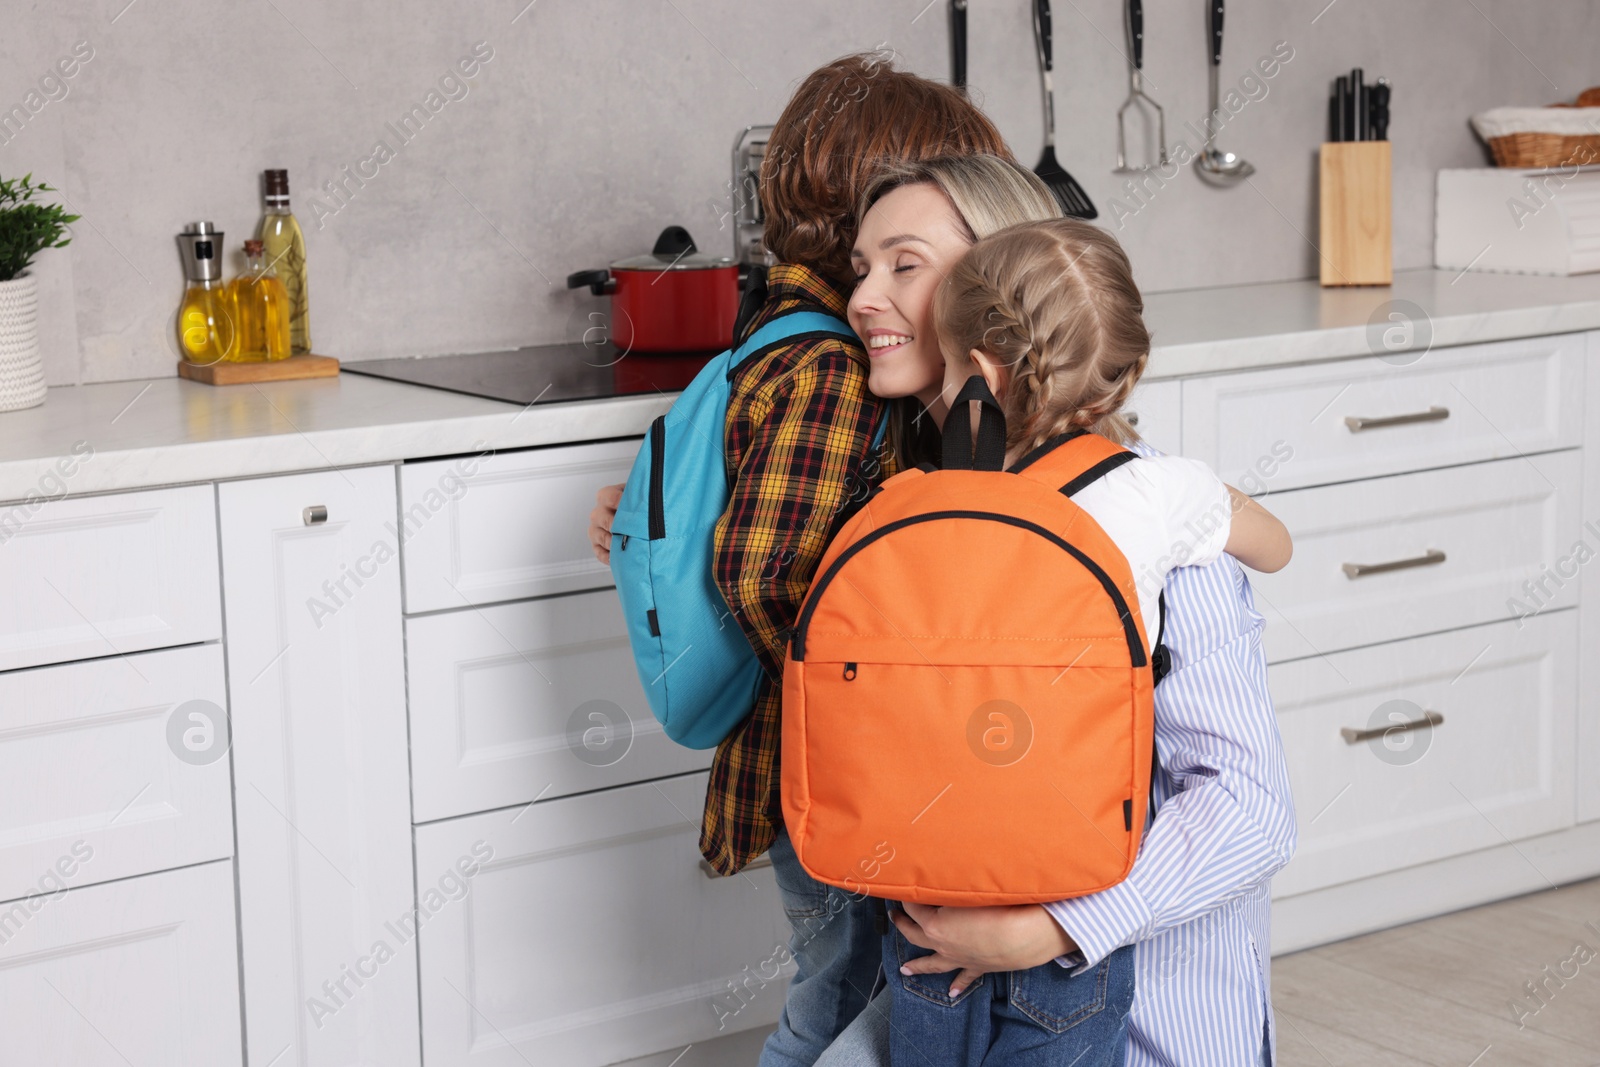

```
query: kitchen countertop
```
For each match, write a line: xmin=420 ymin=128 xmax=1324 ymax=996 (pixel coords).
xmin=4 ymin=267 xmax=1600 ymax=503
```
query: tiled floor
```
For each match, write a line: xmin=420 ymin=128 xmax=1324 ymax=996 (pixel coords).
xmin=1273 ymin=877 xmax=1600 ymax=1066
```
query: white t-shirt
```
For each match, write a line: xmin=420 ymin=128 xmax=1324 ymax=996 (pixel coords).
xmin=1068 ymin=455 xmax=1232 ymax=654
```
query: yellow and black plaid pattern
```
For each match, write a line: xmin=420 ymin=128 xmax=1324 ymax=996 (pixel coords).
xmin=701 ymin=264 xmax=897 ymax=875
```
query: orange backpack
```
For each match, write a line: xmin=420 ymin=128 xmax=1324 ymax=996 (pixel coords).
xmin=781 ymin=378 xmax=1167 ymax=907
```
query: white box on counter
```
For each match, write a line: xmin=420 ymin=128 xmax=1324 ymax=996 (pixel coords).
xmin=1435 ymin=165 xmax=1600 ymax=275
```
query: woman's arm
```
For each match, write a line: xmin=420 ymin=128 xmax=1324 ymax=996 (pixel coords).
xmin=1225 ymin=486 xmax=1292 ymax=573
xmin=1039 ymin=551 xmax=1297 ymax=969
xmin=899 ymin=548 xmax=1298 ymax=987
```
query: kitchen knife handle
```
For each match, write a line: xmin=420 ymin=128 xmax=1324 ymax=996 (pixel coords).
xmin=1373 ymin=79 xmax=1391 ymax=140
xmin=1034 ymin=0 xmax=1052 ymax=72
xmin=1127 ymin=0 xmax=1143 ymax=70
xmin=1209 ymin=0 xmax=1223 ymax=65
xmin=1350 ymin=68 xmax=1365 ymax=141
xmin=953 ymin=0 xmax=968 ymax=87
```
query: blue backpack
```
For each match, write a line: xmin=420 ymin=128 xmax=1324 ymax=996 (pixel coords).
xmin=610 ymin=310 xmax=882 ymax=749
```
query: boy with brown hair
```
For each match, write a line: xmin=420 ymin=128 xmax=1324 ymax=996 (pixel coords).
xmin=589 ymin=52 xmax=1008 ymax=1065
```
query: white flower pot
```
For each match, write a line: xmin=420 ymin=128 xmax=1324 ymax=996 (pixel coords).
xmin=0 ymin=273 xmax=47 ymax=412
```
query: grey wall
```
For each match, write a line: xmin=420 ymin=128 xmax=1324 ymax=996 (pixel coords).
xmin=3 ymin=0 xmax=1598 ymax=386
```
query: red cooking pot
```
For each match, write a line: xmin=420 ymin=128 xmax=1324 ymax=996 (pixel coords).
xmin=567 ymin=226 xmax=740 ymax=354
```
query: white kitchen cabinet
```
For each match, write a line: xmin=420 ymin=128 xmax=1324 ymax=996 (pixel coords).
xmin=1181 ymin=332 xmax=1584 ymax=492
xmin=0 ymin=483 xmax=221 ymax=672
xmin=400 ymin=439 xmax=639 ymax=613
xmin=1268 ymin=610 xmax=1576 ymax=899
xmin=219 ymin=466 xmax=419 ymax=1067
xmin=414 ymin=772 xmax=791 ymax=1067
xmin=406 ymin=587 xmax=708 ymax=823
xmin=0 ymin=859 xmax=242 ymax=1066
xmin=1248 ymin=449 xmax=1582 ymax=663
xmin=0 ymin=643 xmax=233 ymax=903
xmin=1578 ymin=328 xmax=1600 ymax=826
xmin=1125 ymin=378 xmax=1181 ymax=457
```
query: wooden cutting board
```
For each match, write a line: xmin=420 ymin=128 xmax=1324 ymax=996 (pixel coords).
xmin=177 ymin=353 xmax=340 ymax=385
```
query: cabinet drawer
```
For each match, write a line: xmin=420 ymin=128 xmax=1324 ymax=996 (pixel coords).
xmin=407 ymin=588 xmax=709 ymax=823
xmin=1250 ymin=450 xmax=1581 ymax=663
xmin=416 ymin=772 xmax=789 ymax=1067
xmin=1182 ymin=333 xmax=1583 ymax=492
xmin=0 ymin=644 xmax=234 ymax=902
xmin=1126 ymin=379 xmax=1180 ymax=457
xmin=0 ymin=484 xmax=221 ymax=672
xmin=1269 ymin=611 xmax=1576 ymax=898
xmin=401 ymin=440 xmax=638 ymax=613
xmin=0 ymin=859 xmax=242 ymax=1065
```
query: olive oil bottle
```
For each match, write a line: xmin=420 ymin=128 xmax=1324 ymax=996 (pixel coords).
xmin=230 ymin=239 xmax=292 ymax=361
xmin=257 ymin=169 xmax=310 ymax=354
xmin=175 ymin=222 xmax=236 ymax=365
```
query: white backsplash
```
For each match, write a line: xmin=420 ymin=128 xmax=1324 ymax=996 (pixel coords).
xmin=2 ymin=0 xmax=1597 ymax=386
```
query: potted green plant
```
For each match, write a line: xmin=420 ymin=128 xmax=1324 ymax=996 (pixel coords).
xmin=0 ymin=173 xmax=79 ymax=412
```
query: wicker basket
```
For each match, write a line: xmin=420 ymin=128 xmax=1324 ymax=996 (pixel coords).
xmin=1474 ymin=103 xmax=1600 ymax=169
xmin=1487 ymin=131 xmax=1600 ymax=169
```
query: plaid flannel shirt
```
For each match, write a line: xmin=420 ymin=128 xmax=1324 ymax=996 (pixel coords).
xmin=700 ymin=264 xmax=897 ymax=875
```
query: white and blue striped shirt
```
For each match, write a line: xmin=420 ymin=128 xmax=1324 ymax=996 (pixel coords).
xmin=1043 ymin=441 xmax=1298 ymax=1065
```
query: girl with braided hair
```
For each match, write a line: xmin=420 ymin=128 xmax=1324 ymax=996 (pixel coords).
xmin=840 ymin=177 xmax=1292 ymax=1067
xmin=931 ymin=217 xmax=1292 ymax=600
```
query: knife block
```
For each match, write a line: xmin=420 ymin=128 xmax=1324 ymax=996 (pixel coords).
xmin=1319 ymin=141 xmax=1392 ymax=286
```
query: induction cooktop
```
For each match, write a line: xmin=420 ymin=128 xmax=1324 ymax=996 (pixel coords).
xmin=344 ymin=341 xmax=718 ymax=407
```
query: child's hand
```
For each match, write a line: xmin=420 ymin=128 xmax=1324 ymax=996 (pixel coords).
xmin=587 ymin=483 xmax=624 ymax=563
xmin=892 ymin=901 xmax=1079 ymax=997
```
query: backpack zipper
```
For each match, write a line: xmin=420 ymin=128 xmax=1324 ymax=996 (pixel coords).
xmin=647 ymin=416 xmax=666 ymax=540
xmin=790 ymin=510 xmax=1145 ymax=667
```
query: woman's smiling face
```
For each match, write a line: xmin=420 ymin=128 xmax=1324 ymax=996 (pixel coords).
xmin=847 ymin=182 xmax=975 ymax=418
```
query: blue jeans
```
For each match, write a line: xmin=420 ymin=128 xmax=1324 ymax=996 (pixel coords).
xmin=883 ymin=902 xmax=1135 ymax=1067
xmin=759 ymin=829 xmax=885 ymax=1067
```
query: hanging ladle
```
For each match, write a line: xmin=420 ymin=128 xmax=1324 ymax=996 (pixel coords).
xmin=1196 ymin=0 xmax=1254 ymax=186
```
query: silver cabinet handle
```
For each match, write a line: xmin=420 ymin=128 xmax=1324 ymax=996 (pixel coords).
xmin=1126 ymin=411 xmax=1140 ymax=427
xmin=303 ymin=505 xmax=328 ymax=526
xmin=1343 ymin=405 xmax=1449 ymax=432
xmin=701 ymin=855 xmax=772 ymax=878
xmin=1342 ymin=709 xmax=1443 ymax=744
xmin=1342 ymin=548 xmax=1445 ymax=579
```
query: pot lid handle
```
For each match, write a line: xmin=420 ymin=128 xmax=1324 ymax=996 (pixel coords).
xmin=652 ymin=226 xmax=697 ymax=257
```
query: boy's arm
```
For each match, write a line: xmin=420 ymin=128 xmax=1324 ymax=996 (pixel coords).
xmin=712 ymin=344 xmax=880 ymax=682
xmin=1224 ymin=486 xmax=1293 ymax=573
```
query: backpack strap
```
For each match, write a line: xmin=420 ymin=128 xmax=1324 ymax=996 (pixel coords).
xmin=1016 ymin=431 xmax=1175 ymax=689
xmin=1150 ymin=589 xmax=1170 ymax=687
xmin=1147 ymin=589 xmax=1170 ymax=821
xmin=724 ymin=308 xmax=856 ymax=380
xmin=869 ymin=403 xmax=889 ymax=452
xmin=942 ymin=375 xmax=1009 ymax=471
xmin=1010 ymin=430 xmax=1135 ymax=498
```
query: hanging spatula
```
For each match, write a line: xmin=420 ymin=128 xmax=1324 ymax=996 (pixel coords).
xmin=951 ymin=0 xmax=967 ymax=92
xmin=1032 ymin=0 xmax=1096 ymax=219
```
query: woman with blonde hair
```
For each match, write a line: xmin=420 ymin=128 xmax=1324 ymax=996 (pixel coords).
xmin=840 ymin=154 xmax=1065 ymax=464
xmin=817 ymin=161 xmax=1292 ymax=1067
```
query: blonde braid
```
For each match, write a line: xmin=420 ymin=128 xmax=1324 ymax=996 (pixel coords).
xmin=936 ymin=219 xmax=1151 ymax=457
